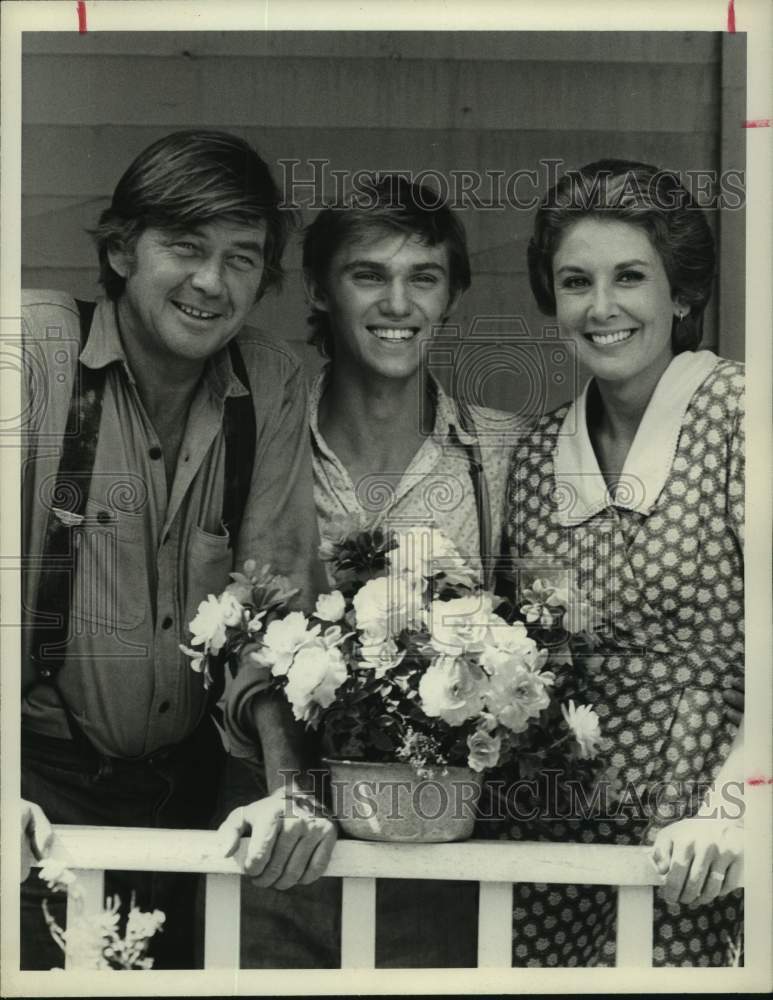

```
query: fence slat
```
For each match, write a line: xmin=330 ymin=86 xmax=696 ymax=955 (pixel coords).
xmin=204 ymin=873 xmax=241 ymax=969
xmin=340 ymin=876 xmax=376 ymax=968
xmin=616 ymin=884 xmax=654 ymax=966
xmin=64 ymin=869 xmax=104 ymax=970
xmin=477 ymin=881 xmax=513 ymax=967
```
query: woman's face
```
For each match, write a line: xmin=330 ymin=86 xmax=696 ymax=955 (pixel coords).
xmin=552 ymin=217 xmax=683 ymax=392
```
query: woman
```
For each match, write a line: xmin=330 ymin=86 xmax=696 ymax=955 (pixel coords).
xmin=505 ymin=159 xmax=744 ymax=966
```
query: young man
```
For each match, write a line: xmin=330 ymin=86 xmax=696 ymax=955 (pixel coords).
xmin=225 ymin=174 xmax=519 ymax=969
xmin=304 ymin=175 xmax=516 ymax=580
xmin=19 ymin=130 xmax=334 ymax=969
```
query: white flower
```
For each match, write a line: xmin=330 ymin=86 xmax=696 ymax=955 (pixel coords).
xmin=521 ymin=577 xmax=601 ymax=635
xmin=38 ymin=858 xmax=77 ymax=893
xmin=254 ymin=611 xmax=320 ymax=676
xmin=218 ymin=591 xmax=244 ymax=628
xmin=562 ymin=700 xmax=602 ymax=759
xmin=484 ymin=657 xmax=554 ymax=733
xmin=352 ymin=575 xmax=421 ymax=640
xmin=426 ymin=593 xmax=496 ymax=656
xmin=480 ymin=620 xmax=548 ymax=675
xmin=314 ymin=590 xmax=346 ymax=622
xmin=466 ymin=725 xmax=502 ymax=772
xmin=125 ymin=906 xmax=166 ymax=944
xmin=284 ymin=642 xmax=347 ymax=724
xmin=418 ymin=655 xmax=485 ymax=726
xmin=189 ymin=594 xmax=228 ymax=653
xmin=390 ymin=527 xmax=476 ymax=585
xmin=358 ymin=636 xmax=405 ymax=677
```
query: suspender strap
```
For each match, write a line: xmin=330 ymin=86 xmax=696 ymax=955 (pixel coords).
xmin=207 ymin=341 xmax=256 ymax=708
xmin=222 ymin=340 xmax=256 ymax=546
xmin=454 ymin=401 xmax=495 ymax=592
xmin=30 ymin=299 xmax=101 ymax=688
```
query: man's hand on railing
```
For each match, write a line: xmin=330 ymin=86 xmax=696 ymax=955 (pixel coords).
xmin=650 ymin=816 xmax=743 ymax=907
xmin=20 ymin=797 xmax=53 ymax=881
xmin=217 ymin=786 xmax=337 ymax=890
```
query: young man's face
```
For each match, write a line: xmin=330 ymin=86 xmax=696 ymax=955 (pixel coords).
xmin=109 ymin=220 xmax=267 ymax=367
xmin=310 ymin=230 xmax=460 ymax=382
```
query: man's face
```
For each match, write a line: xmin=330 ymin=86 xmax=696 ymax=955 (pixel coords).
xmin=310 ymin=230 xmax=459 ymax=382
xmin=109 ymin=220 xmax=267 ymax=366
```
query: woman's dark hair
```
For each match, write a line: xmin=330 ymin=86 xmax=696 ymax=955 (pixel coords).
xmin=94 ymin=129 xmax=295 ymax=301
xmin=527 ymin=159 xmax=716 ymax=353
xmin=302 ymin=173 xmax=471 ymax=358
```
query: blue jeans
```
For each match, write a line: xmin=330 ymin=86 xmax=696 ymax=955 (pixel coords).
xmin=20 ymin=721 xmax=223 ymax=971
xmin=215 ymin=755 xmax=479 ymax=968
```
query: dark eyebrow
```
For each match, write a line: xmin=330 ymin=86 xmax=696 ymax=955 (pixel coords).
xmin=555 ymin=258 xmax=651 ymax=276
xmin=615 ymin=259 xmax=649 ymax=269
xmin=231 ymin=240 xmax=264 ymax=256
xmin=341 ymin=259 xmax=447 ymax=274
xmin=159 ymin=227 xmax=263 ymax=256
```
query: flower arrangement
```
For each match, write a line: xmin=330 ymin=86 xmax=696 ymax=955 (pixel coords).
xmin=183 ymin=524 xmax=608 ymax=800
xmin=38 ymin=860 xmax=165 ymax=970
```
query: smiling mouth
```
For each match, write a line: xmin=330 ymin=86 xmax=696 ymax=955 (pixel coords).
xmin=367 ymin=326 xmax=419 ymax=342
xmin=173 ymin=300 xmax=222 ymax=321
xmin=584 ymin=328 xmax=637 ymax=346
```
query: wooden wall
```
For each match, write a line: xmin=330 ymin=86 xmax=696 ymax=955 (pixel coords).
xmin=22 ymin=31 xmax=746 ymax=414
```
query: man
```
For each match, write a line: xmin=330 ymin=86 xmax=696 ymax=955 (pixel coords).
xmin=19 ymin=130 xmax=335 ymax=970
xmin=224 ymin=174 xmax=519 ymax=968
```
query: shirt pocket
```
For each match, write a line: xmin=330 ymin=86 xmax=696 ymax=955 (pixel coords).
xmin=183 ymin=524 xmax=234 ymax=628
xmin=69 ymin=503 xmax=147 ymax=631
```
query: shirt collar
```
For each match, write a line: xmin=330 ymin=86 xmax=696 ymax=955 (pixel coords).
xmin=554 ymin=350 xmax=720 ymax=525
xmin=308 ymin=365 xmax=478 ymax=449
xmin=79 ymin=297 xmax=248 ymax=401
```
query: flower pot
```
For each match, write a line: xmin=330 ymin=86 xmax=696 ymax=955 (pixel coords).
xmin=323 ymin=758 xmax=483 ymax=843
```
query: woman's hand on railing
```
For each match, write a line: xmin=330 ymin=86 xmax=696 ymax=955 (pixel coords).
xmin=722 ymin=677 xmax=744 ymax=727
xmin=217 ymin=786 xmax=337 ymax=890
xmin=20 ymin=797 xmax=53 ymax=881
xmin=650 ymin=816 xmax=743 ymax=907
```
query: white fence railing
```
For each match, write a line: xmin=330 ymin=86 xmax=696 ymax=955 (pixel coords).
xmin=34 ymin=825 xmax=674 ymax=969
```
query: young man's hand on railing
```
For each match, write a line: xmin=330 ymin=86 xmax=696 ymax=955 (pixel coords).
xmin=217 ymin=786 xmax=337 ymax=890
xmin=20 ymin=797 xmax=53 ymax=881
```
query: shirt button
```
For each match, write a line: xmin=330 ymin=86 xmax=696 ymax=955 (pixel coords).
xmin=149 ymin=446 xmax=163 ymax=460
xmin=158 ymin=700 xmax=171 ymax=714
xmin=161 ymin=615 xmax=173 ymax=630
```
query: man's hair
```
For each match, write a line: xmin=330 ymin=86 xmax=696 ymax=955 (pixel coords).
xmin=94 ymin=129 xmax=294 ymax=301
xmin=527 ymin=159 xmax=716 ymax=353
xmin=302 ymin=174 xmax=471 ymax=358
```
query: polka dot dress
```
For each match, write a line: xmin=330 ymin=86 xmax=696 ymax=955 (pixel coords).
xmin=505 ymin=357 xmax=745 ymax=967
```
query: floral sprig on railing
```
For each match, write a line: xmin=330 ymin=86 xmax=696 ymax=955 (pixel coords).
xmin=183 ymin=525 xmax=609 ymax=802
xmin=38 ymin=860 xmax=165 ymax=970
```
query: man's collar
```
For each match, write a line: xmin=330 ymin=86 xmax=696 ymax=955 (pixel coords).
xmin=553 ymin=350 xmax=719 ymax=526
xmin=79 ymin=297 xmax=248 ymax=401
xmin=309 ymin=364 xmax=477 ymax=446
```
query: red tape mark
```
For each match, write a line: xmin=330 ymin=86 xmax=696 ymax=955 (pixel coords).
xmin=743 ymin=119 xmax=771 ymax=128
xmin=747 ymin=776 xmax=773 ymax=786
xmin=77 ymin=0 xmax=87 ymax=33
xmin=727 ymin=0 xmax=736 ymax=32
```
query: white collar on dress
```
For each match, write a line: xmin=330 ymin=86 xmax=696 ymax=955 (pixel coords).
xmin=553 ymin=350 xmax=720 ymax=525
